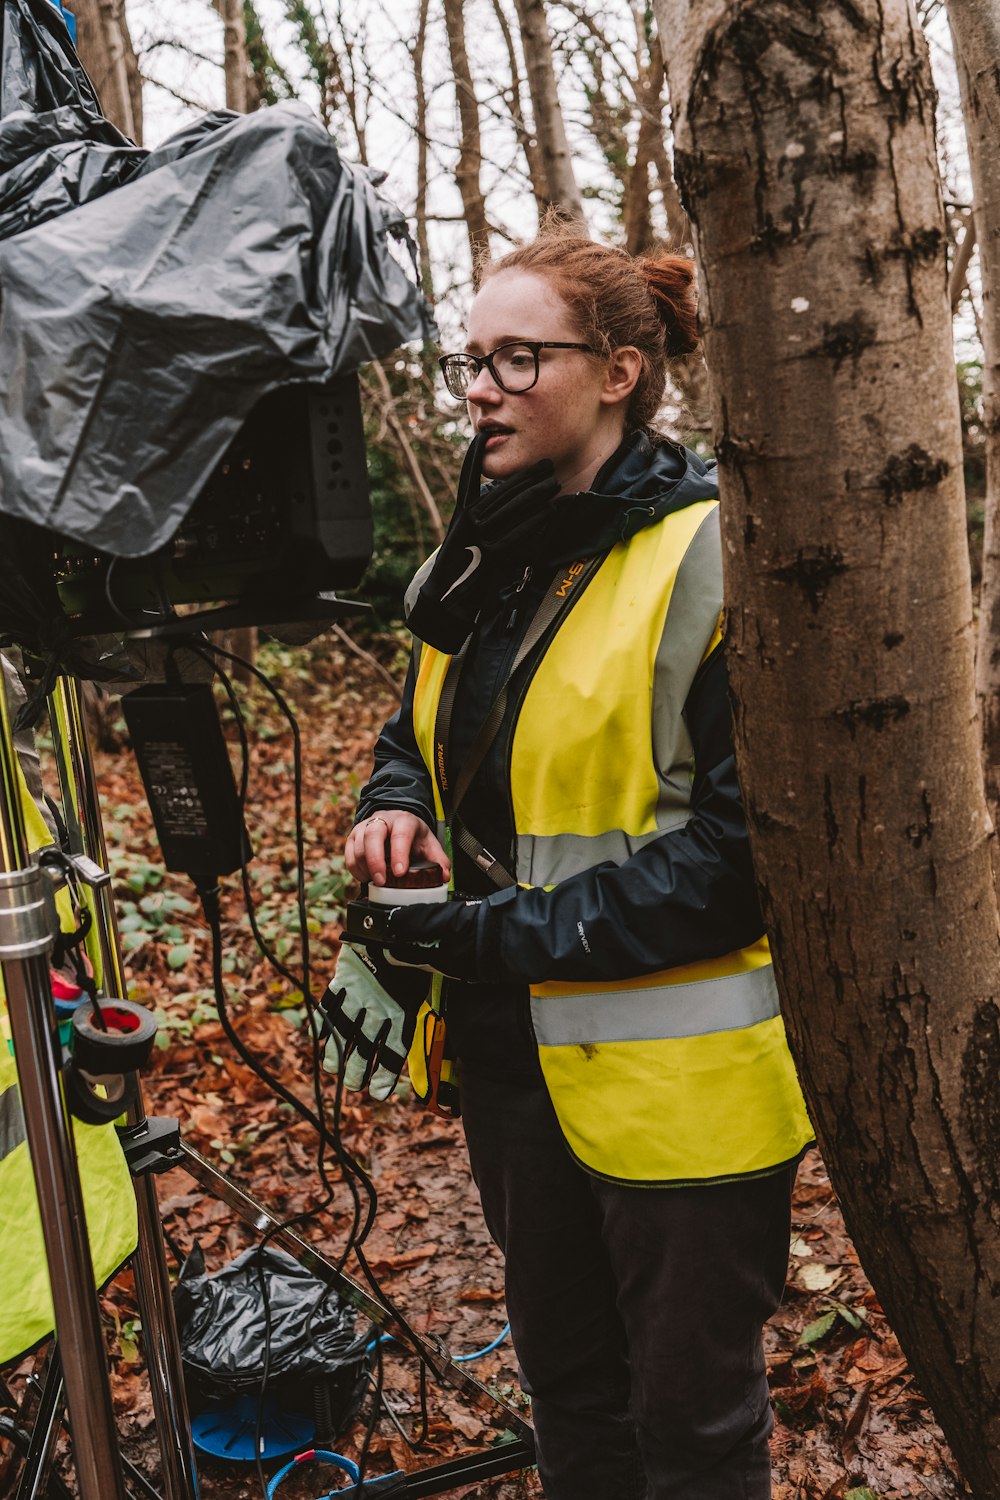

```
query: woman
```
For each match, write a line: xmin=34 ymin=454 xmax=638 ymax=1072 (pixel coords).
xmin=334 ymin=230 xmax=813 ymax=1499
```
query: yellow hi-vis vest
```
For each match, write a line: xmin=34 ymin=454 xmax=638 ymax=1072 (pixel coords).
xmin=0 ymin=762 xmax=138 ymax=1364
xmin=411 ymin=500 xmax=813 ymax=1185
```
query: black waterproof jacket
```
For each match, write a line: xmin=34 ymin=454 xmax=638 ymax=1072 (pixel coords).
xmin=356 ymin=433 xmax=768 ymax=1079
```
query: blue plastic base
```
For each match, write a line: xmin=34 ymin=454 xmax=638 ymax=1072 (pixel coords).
xmin=191 ymin=1395 xmax=316 ymax=1463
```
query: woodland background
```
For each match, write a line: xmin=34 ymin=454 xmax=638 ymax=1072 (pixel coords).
xmin=2 ymin=0 xmax=996 ymax=1496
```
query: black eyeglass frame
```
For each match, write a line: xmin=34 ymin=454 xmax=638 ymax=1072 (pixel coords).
xmin=438 ymin=340 xmax=597 ymax=400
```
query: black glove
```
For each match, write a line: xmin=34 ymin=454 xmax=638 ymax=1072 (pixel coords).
xmin=407 ymin=435 xmax=561 ymax=652
xmin=379 ymin=897 xmax=485 ymax=981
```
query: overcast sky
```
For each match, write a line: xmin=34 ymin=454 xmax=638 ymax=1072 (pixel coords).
xmin=124 ymin=2 xmax=976 ymax=360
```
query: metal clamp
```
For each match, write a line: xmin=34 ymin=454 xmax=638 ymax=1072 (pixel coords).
xmin=117 ymin=1115 xmax=184 ymax=1179
xmin=0 ymin=865 xmax=56 ymax=959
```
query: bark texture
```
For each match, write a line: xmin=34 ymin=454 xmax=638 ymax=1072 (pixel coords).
xmin=412 ymin=0 xmax=435 ymax=298
xmin=655 ymin=0 xmax=1000 ymax=1489
xmin=511 ymin=0 xmax=586 ymax=223
xmin=948 ymin=3 xmax=1000 ymax=870
xmin=443 ymin=0 xmax=491 ymax=266
xmin=72 ymin=0 xmax=142 ymax=142
xmin=219 ymin=0 xmax=251 ymax=113
xmin=491 ymin=0 xmax=551 ymax=221
xmin=623 ymin=29 xmax=665 ymax=254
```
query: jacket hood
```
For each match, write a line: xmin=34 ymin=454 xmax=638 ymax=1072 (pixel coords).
xmin=546 ymin=429 xmax=719 ymax=566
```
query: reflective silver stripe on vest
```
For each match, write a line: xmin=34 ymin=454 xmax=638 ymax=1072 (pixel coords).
xmin=530 ymin=964 xmax=780 ymax=1046
xmin=516 ymin=821 xmax=692 ymax=887
xmin=0 ymin=1083 xmax=26 ymax=1163
xmin=650 ymin=506 xmax=722 ymax=824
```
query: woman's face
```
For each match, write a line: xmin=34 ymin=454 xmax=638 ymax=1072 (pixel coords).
xmin=464 ymin=270 xmax=628 ymax=490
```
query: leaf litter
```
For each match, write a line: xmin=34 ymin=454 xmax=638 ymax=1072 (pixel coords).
xmin=1 ymin=637 xmax=974 ymax=1499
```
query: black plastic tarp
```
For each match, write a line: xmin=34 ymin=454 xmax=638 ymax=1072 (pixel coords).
xmin=174 ymin=1243 xmax=370 ymax=1414
xmin=0 ymin=0 xmax=435 ymax=557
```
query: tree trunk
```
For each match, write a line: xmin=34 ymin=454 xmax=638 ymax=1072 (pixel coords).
xmin=623 ymin=24 xmax=664 ymax=255
xmin=72 ymin=0 xmax=142 ymax=142
xmin=948 ymin=3 xmax=1000 ymax=878
xmin=219 ymin=0 xmax=251 ymax=113
xmin=491 ymin=0 xmax=551 ymax=223
xmin=367 ymin=363 xmax=446 ymax=545
xmin=511 ymin=0 xmax=586 ymax=224
xmin=412 ymin=0 xmax=435 ymax=300
xmin=443 ymin=0 xmax=491 ymax=267
xmin=656 ymin=0 xmax=1000 ymax=1490
xmin=949 ymin=210 xmax=976 ymax=313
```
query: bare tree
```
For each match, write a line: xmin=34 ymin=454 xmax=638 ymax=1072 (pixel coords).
xmin=947 ymin=2 xmax=1000 ymax=871
xmin=657 ymin=0 xmax=1000 ymax=1489
xmin=490 ymin=0 xmax=551 ymax=220
xmin=411 ymin=0 xmax=436 ymax=299
xmin=217 ymin=0 xmax=251 ymax=113
xmin=72 ymin=0 xmax=142 ymax=142
xmin=511 ymin=0 xmax=585 ymax=223
xmin=443 ymin=0 xmax=491 ymax=264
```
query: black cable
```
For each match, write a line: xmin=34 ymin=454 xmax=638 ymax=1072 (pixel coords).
xmin=182 ymin=641 xmax=439 ymax=1484
xmin=103 ymin=556 xmax=136 ymax=629
xmin=199 ymin=643 xmax=437 ymax=1452
xmin=180 ymin=649 xmax=381 ymax=1484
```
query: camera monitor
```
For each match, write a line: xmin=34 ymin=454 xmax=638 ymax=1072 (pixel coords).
xmin=51 ymin=375 xmax=373 ymax=637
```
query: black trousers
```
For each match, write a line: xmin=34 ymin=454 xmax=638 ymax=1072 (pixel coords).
xmin=459 ymin=1065 xmax=794 ymax=1500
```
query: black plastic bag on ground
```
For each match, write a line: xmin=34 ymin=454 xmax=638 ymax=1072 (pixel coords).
xmin=174 ymin=1244 xmax=371 ymax=1433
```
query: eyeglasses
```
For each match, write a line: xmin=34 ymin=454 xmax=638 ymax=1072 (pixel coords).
xmin=438 ymin=340 xmax=596 ymax=400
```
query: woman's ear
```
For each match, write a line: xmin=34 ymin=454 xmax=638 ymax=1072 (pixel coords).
xmin=600 ymin=346 xmax=642 ymax=409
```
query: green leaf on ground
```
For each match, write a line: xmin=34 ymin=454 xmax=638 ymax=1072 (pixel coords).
xmin=798 ymin=1310 xmax=837 ymax=1347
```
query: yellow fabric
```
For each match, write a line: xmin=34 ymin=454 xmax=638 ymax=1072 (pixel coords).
xmin=0 ymin=1047 xmax=139 ymax=1364
xmin=536 ymin=1016 xmax=813 ymax=1185
xmin=0 ymin=742 xmax=138 ymax=1362
xmin=509 ymin=503 xmax=716 ymax=840
xmin=411 ymin=504 xmax=812 ymax=1183
xmin=532 ymin=934 xmax=773 ymax=999
xmin=412 ymin=648 xmax=453 ymax=825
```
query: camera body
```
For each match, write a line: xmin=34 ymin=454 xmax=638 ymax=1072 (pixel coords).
xmin=52 ymin=377 xmax=372 ymax=636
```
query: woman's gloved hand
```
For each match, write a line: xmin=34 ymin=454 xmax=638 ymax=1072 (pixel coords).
xmin=407 ymin=434 xmax=561 ymax=652
xmin=380 ymin=897 xmax=485 ymax=981
xmin=320 ymin=943 xmax=431 ymax=1100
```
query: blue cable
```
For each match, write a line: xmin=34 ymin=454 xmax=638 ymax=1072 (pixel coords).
xmin=266 ymin=1447 xmax=359 ymax=1498
xmin=453 ymin=1323 xmax=510 ymax=1362
xmin=366 ymin=1324 xmax=510 ymax=1363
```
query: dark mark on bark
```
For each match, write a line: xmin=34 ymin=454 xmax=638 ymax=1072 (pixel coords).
xmin=755 ymin=620 xmax=776 ymax=670
xmin=880 ymin=446 xmax=949 ymax=507
xmin=744 ymin=512 xmax=758 ymax=545
xmin=823 ymin=775 xmax=839 ymax=856
xmin=770 ymin=546 xmax=848 ymax=612
xmin=883 ymin=631 xmax=905 ymax=649
xmin=826 ymin=147 xmax=879 ymax=183
xmin=750 ymin=217 xmax=804 ymax=254
xmin=835 ymin=696 xmax=911 ymax=736
xmin=906 ymin=788 xmax=933 ymax=848
xmin=816 ymin=314 xmax=877 ymax=368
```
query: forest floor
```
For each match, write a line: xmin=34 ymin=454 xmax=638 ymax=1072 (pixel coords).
xmin=0 ymin=634 xmax=974 ymax=1499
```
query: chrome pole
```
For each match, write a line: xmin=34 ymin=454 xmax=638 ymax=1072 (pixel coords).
xmin=0 ymin=680 xmax=127 ymax=1500
xmin=49 ymin=678 xmax=200 ymax=1500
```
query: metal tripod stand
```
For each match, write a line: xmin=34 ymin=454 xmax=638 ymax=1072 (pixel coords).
xmin=0 ymin=666 xmax=534 ymax=1499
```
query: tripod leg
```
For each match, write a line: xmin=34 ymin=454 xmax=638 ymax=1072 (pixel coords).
xmin=48 ymin=679 xmax=199 ymax=1500
xmin=15 ymin=1345 xmax=66 ymax=1500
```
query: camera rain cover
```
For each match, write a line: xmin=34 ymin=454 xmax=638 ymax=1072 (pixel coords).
xmin=0 ymin=0 xmax=436 ymax=558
